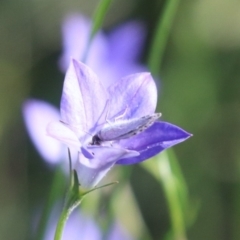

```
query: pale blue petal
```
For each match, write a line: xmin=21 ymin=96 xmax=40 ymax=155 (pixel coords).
xmin=59 ymin=14 xmax=91 ymax=72
xmin=59 ymin=14 xmax=109 ymax=74
xmin=77 ymin=160 xmax=115 ymax=189
xmin=22 ymin=99 xmax=64 ymax=164
xmin=58 ymin=15 xmax=147 ymax=90
xmin=77 ymin=146 xmax=138 ymax=188
xmin=47 ymin=121 xmax=81 ymax=150
xmin=60 ymin=60 xmax=108 ymax=138
xmin=107 ymin=73 xmax=157 ymax=120
xmin=102 ymin=21 xmax=147 ymax=88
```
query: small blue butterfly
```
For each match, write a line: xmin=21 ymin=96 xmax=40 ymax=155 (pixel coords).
xmin=91 ymin=113 xmax=161 ymax=145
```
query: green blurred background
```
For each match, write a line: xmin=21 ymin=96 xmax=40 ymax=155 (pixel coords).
xmin=1 ymin=0 xmax=240 ymax=239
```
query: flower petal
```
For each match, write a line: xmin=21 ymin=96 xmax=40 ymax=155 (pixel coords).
xmin=59 ymin=14 xmax=109 ymax=74
xmin=22 ymin=99 xmax=64 ymax=164
xmin=59 ymin=14 xmax=91 ymax=72
xmin=86 ymin=33 xmax=109 ymax=79
xmin=77 ymin=160 xmax=115 ymax=189
xmin=77 ymin=146 xmax=138 ymax=188
xmin=117 ymin=121 xmax=192 ymax=164
xmin=107 ymin=73 xmax=157 ymax=120
xmin=47 ymin=121 xmax=81 ymax=149
xmin=58 ymin=15 xmax=147 ymax=91
xmin=60 ymin=59 xmax=108 ymax=137
xmin=108 ymin=21 xmax=146 ymax=63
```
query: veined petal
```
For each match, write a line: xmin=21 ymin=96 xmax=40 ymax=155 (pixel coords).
xmin=22 ymin=100 xmax=64 ymax=164
xmin=47 ymin=121 xmax=81 ymax=150
xmin=60 ymin=60 xmax=108 ymax=137
xmin=107 ymin=73 xmax=157 ymax=120
xmin=77 ymin=146 xmax=138 ymax=188
xmin=117 ymin=121 xmax=192 ymax=165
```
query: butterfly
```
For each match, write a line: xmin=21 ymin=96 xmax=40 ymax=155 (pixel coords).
xmin=91 ymin=113 xmax=161 ymax=145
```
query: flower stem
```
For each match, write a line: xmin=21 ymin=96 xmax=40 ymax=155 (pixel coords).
xmin=54 ymin=205 xmax=72 ymax=240
xmin=90 ymin=0 xmax=113 ymax=41
xmin=148 ymin=0 xmax=180 ymax=75
xmin=53 ymin=178 xmax=117 ymax=240
xmin=82 ymin=0 xmax=113 ymax=63
xmin=141 ymin=151 xmax=189 ymax=240
xmin=54 ymin=170 xmax=83 ymax=240
xmin=157 ymin=152 xmax=187 ymax=240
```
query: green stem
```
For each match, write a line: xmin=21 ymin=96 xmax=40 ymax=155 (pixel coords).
xmin=53 ymin=163 xmax=78 ymax=240
xmin=82 ymin=0 xmax=113 ymax=62
xmin=158 ymin=153 xmax=187 ymax=240
xmin=53 ymin=178 xmax=117 ymax=240
xmin=54 ymin=206 xmax=72 ymax=240
xmin=141 ymin=153 xmax=187 ymax=239
xmin=54 ymin=170 xmax=82 ymax=240
xmin=90 ymin=0 xmax=113 ymax=41
xmin=148 ymin=0 xmax=180 ymax=76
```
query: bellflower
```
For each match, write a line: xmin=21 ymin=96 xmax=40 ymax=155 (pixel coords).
xmin=47 ymin=59 xmax=191 ymax=188
xmin=23 ymin=15 xmax=147 ymax=167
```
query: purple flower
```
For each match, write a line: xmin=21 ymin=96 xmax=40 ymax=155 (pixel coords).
xmin=23 ymin=16 xmax=147 ymax=167
xmin=59 ymin=14 xmax=147 ymax=88
xmin=47 ymin=59 xmax=191 ymax=188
